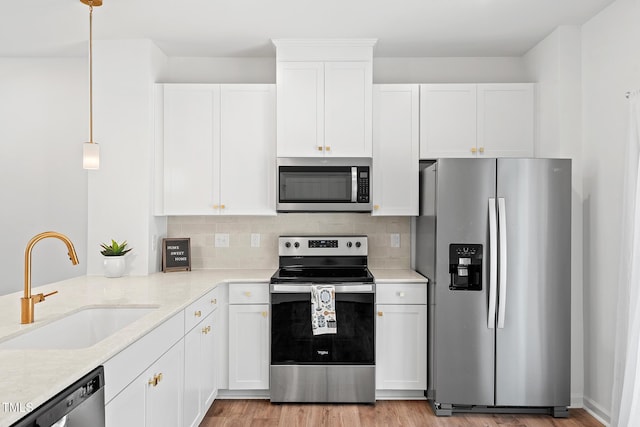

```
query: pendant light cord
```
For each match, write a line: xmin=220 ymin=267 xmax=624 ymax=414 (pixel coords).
xmin=89 ymin=2 xmax=94 ymax=143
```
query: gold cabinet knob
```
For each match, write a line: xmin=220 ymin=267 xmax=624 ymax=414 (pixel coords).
xmin=317 ymin=146 xmax=323 ymax=151
xmin=213 ymin=204 xmax=219 ymax=209
xmin=148 ymin=373 xmax=163 ymax=387
xmin=194 ymin=310 xmax=202 ymax=317
xmin=244 ymin=291 xmax=252 ymax=297
xmin=202 ymin=325 xmax=211 ymax=334
xmin=211 ymin=298 xmax=217 ymax=305
xmin=471 ymin=147 xmax=477 ymax=154
xmin=479 ymin=147 xmax=485 ymax=154
xmin=373 ymin=205 xmax=380 ymax=210
xmin=221 ymin=204 xmax=226 ymax=209
xmin=377 ymin=311 xmax=384 ymax=317
xmin=157 ymin=373 xmax=163 ymax=383
xmin=261 ymin=311 xmax=268 ymax=318
xmin=325 ymin=146 xmax=331 ymax=152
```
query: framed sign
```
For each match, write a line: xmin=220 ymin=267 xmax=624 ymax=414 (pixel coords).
xmin=162 ymin=238 xmax=191 ymax=272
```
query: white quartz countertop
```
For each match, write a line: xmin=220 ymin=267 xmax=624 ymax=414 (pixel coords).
xmin=0 ymin=268 xmax=424 ymax=426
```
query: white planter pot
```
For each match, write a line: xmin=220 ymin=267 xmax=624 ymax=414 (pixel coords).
xmin=103 ymin=256 xmax=126 ymax=278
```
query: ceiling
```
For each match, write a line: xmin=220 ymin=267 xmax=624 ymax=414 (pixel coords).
xmin=0 ymin=0 xmax=615 ymax=58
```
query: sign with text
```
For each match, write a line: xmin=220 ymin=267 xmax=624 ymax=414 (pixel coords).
xmin=162 ymin=238 xmax=191 ymax=272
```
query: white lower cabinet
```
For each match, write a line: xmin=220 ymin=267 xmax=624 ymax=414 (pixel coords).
xmin=228 ymin=283 xmax=270 ymax=390
xmin=375 ymin=282 xmax=428 ymax=391
xmin=105 ymin=340 xmax=184 ymax=427
xmin=183 ymin=310 xmax=217 ymax=427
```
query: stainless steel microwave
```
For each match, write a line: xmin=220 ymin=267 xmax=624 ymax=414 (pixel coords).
xmin=277 ymin=157 xmax=372 ymax=212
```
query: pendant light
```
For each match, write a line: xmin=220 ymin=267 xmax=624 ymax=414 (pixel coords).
xmin=81 ymin=0 xmax=102 ymax=170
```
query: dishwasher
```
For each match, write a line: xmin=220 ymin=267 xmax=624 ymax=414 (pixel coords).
xmin=11 ymin=366 xmax=105 ymax=427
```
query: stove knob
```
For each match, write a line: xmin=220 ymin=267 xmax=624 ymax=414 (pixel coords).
xmin=294 ymin=242 xmax=300 ymax=248
xmin=355 ymin=241 xmax=362 ymax=248
xmin=346 ymin=241 xmax=353 ymax=248
xmin=285 ymin=242 xmax=291 ymax=248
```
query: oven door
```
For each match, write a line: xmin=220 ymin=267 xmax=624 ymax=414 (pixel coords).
xmin=270 ymin=283 xmax=375 ymax=365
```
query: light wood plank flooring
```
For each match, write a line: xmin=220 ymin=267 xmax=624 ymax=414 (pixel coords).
xmin=199 ymin=399 xmax=603 ymax=427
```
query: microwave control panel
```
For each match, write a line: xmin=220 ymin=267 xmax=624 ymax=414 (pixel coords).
xmin=357 ymin=167 xmax=370 ymax=203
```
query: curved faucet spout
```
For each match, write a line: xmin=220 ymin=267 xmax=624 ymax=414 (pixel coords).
xmin=21 ymin=231 xmax=79 ymax=324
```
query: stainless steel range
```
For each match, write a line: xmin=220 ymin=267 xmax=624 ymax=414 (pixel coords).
xmin=270 ymin=236 xmax=375 ymax=403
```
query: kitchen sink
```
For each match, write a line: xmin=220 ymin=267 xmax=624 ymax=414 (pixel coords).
xmin=0 ymin=306 xmax=158 ymax=350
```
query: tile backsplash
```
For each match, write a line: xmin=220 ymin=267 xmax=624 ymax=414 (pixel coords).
xmin=167 ymin=214 xmax=410 ymax=270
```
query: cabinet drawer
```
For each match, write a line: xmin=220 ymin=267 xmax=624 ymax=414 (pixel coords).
xmin=229 ymin=282 xmax=269 ymax=304
xmin=376 ymin=282 xmax=427 ymax=305
xmin=185 ymin=287 xmax=219 ymax=332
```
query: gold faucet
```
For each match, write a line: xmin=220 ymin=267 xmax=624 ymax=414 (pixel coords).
xmin=21 ymin=231 xmax=79 ymax=324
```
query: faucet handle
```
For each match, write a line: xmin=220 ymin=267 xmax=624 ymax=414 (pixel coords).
xmin=33 ymin=291 xmax=58 ymax=304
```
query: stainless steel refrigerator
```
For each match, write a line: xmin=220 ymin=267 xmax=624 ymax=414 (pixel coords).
xmin=415 ymin=158 xmax=571 ymax=417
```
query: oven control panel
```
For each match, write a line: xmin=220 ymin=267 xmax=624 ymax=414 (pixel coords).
xmin=279 ymin=236 xmax=368 ymax=256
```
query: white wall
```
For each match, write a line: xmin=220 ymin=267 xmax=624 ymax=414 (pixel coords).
xmin=581 ymin=0 xmax=640 ymax=422
xmin=374 ymin=57 xmax=529 ymax=83
xmin=0 ymin=58 xmax=88 ymax=296
xmin=523 ymin=25 xmax=585 ymax=408
xmin=163 ymin=56 xmax=529 ymax=84
xmin=87 ymin=40 xmax=168 ymax=276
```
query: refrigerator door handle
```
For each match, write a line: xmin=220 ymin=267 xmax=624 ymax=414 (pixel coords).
xmin=488 ymin=198 xmax=498 ymax=329
xmin=497 ymin=197 xmax=508 ymax=328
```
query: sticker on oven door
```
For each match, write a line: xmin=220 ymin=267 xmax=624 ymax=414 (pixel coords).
xmin=311 ymin=285 xmax=337 ymax=335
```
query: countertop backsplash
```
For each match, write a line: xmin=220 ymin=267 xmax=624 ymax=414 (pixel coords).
xmin=167 ymin=213 xmax=410 ymax=270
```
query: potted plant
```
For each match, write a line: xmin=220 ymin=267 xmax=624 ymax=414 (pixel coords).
xmin=100 ymin=239 xmax=132 ymax=278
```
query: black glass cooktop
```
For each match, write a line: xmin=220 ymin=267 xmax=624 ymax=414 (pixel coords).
xmin=270 ymin=267 xmax=374 ymax=284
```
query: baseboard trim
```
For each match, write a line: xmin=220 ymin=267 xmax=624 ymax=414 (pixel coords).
xmin=217 ymin=389 xmax=270 ymax=399
xmin=583 ymin=396 xmax=611 ymax=426
xmin=375 ymin=390 xmax=427 ymax=400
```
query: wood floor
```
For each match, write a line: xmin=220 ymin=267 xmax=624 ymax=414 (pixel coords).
xmin=199 ymin=399 xmax=604 ymax=427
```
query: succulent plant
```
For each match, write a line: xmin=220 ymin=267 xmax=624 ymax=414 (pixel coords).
xmin=100 ymin=239 xmax=132 ymax=257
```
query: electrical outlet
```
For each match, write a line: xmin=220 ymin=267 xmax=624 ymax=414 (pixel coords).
xmin=390 ymin=233 xmax=401 ymax=248
xmin=215 ymin=233 xmax=229 ymax=248
xmin=251 ymin=233 xmax=261 ymax=248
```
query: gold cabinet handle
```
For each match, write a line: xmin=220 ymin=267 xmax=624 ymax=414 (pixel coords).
xmin=317 ymin=146 xmax=324 ymax=151
xmin=262 ymin=311 xmax=268 ymax=318
xmin=148 ymin=373 xmax=163 ymax=387
xmin=202 ymin=325 xmax=211 ymax=334
xmin=194 ymin=310 xmax=202 ymax=318
xmin=213 ymin=204 xmax=219 ymax=209
xmin=221 ymin=204 xmax=226 ymax=209
xmin=325 ymin=146 xmax=331 ymax=152
xmin=377 ymin=311 xmax=384 ymax=317
xmin=479 ymin=147 xmax=484 ymax=153
xmin=244 ymin=291 xmax=252 ymax=297
xmin=373 ymin=205 xmax=380 ymax=211
xmin=211 ymin=298 xmax=217 ymax=305
xmin=471 ymin=147 xmax=477 ymax=154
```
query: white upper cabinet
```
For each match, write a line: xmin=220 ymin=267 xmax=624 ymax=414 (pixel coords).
xmin=420 ymin=83 xmax=534 ymax=159
xmin=372 ymin=84 xmax=419 ymax=216
xmin=156 ymin=83 xmax=276 ymax=215
xmin=477 ymin=83 xmax=534 ymax=158
xmin=219 ymin=84 xmax=276 ymax=215
xmin=274 ymin=39 xmax=376 ymax=158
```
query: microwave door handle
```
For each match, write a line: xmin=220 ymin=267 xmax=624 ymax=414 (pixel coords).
xmin=351 ymin=167 xmax=358 ymax=202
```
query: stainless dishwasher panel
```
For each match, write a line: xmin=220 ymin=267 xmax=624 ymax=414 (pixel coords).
xmin=11 ymin=366 xmax=105 ymax=427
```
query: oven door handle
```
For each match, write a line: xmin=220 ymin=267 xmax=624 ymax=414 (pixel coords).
xmin=270 ymin=284 xmax=375 ymax=293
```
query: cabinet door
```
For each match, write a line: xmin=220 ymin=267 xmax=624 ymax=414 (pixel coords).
xmin=145 ymin=341 xmax=184 ymax=427
xmin=420 ymin=84 xmax=477 ymax=159
xmin=375 ymin=304 xmax=427 ymax=390
xmin=277 ymin=62 xmax=324 ymax=157
xmin=477 ymin=83 xmax=534 ymax=157
xmin=202 ymin=310 xmax=217 ymax=409
xmin=183 ymin=322 xmax=203 ymax=427
xmin=220 ymin=85 xmax=276 ymax=215
xmin=163 ymin=84 xmax=221 ymax=214
xmin=372 ymin=85 xmax=419 ymax=216
xmin=105 ymin=377 xmax=145 ymax=427
xmin=228 ymin=304 xmax=269 ymax=389
xmin=324 ymin=61 xmax=372 ymax=157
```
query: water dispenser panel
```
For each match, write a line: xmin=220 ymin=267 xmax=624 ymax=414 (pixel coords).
xmin=449 ymin=244 xmax=482 ymax=291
